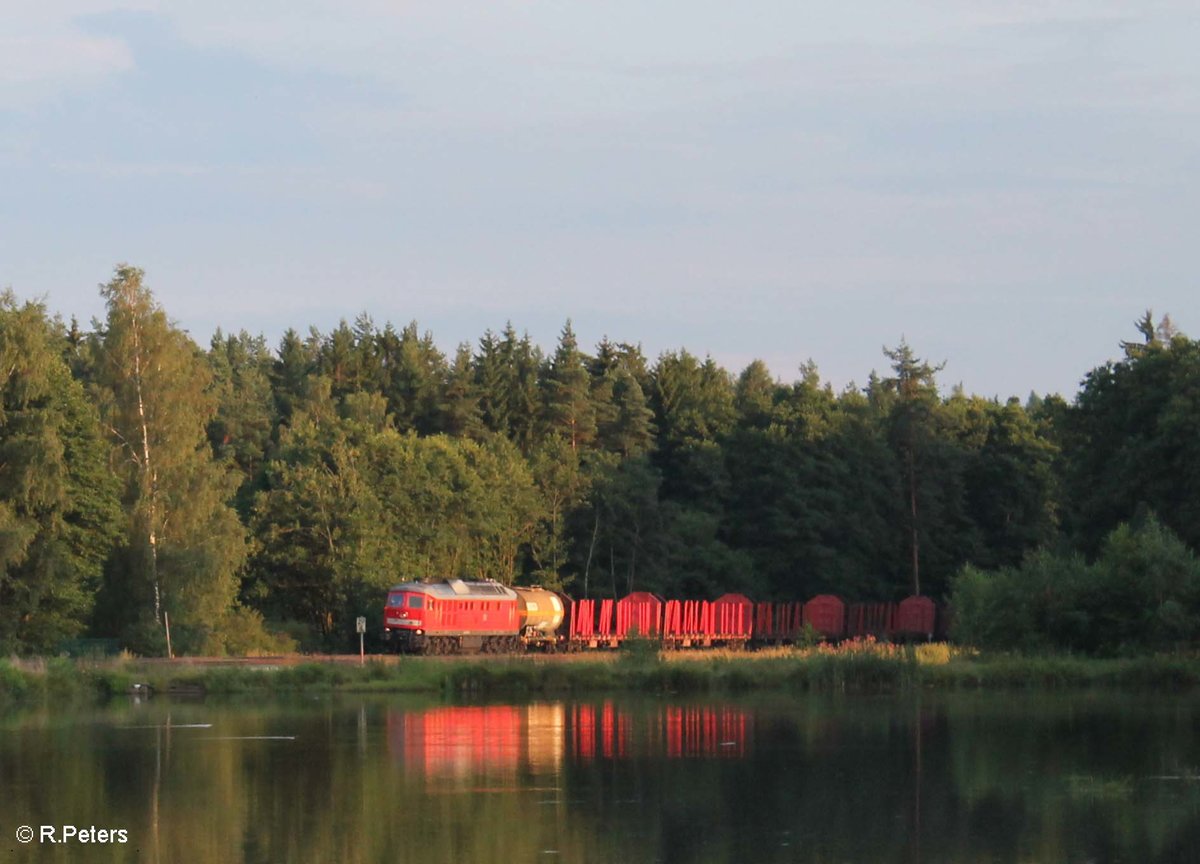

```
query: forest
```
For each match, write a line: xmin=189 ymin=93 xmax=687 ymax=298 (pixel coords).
xmin=1 ymin=264 xmax=1198 ymax=655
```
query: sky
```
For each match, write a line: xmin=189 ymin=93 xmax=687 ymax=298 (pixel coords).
xmin=2 ymin=1 xmax=1198 ymax=399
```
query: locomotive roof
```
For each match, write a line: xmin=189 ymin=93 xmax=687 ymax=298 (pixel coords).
xmin=387 ymin=579 xmax=519 ymax=600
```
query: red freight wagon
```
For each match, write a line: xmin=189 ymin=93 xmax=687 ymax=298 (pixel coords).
xmin=803 ymin=594 xmax=846 ymax=640
xmin=846 ymin=602 xmax=897 ymax=639
xmin=663 ymin=599 xmax=711 ymax=647
xmin=383 ymin=579 xmax=519 ymax=654
xmin=712 ymin=594 xmax=754 ymax=645
xmin=894 ymin=595 xmax=937 ymax=640
xmin=753 ymin=601 xmax=805 ymax=643
xmin=565 ymin=597 xmax=618 ymax=648
xmin=617 ymin=592 xmax=663 ymax=640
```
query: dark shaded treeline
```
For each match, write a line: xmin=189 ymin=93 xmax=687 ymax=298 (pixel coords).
xmin=0 ymin=268 xmax=1195 ymax=653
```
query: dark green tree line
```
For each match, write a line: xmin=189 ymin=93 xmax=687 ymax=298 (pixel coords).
xmin=7 ymin=268 xmax=1200 ymax=654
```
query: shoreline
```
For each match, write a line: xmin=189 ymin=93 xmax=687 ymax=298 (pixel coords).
xmin=4 ymin=648 xmax=1200 ymax=706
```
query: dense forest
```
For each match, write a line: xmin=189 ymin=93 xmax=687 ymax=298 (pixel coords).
xmin=1 ymin=265 xmax=1197 ymax=655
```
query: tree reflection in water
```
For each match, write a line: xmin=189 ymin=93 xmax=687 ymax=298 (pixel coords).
xmin=4 ymin=693 xmax=1200 ymax=864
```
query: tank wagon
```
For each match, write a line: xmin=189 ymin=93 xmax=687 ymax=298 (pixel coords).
xmin=383 ymin=579 xmax=942 ymax=654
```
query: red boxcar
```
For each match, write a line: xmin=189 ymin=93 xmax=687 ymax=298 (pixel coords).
xmin=802 ymin=594 xmax=846 ymax=640
xmin=894 ymin=595 xmax=937 ymax=640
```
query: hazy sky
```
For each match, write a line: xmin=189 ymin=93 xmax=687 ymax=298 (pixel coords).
xmin=3 ymin=1 xmax=1198 ymax=398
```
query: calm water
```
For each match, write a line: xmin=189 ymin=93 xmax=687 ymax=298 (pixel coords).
xmin=3 ymin=691 xmax=1200 ymax=863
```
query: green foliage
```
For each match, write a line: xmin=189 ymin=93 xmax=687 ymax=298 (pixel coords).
xmin=618 ymin=634 xmax=662 ymax=667
xmin=1065 ymin=317 xmax=1200 ymax=555
xmin=252 ymin=402 xmax=542 ymax=646
xmin=89 ymin=266 xmax=252 ymax=655
xmin=13 ymin=265 xmax=1200 ymax=658
xmin=951 ymin=515 xmax=1200 ymax=655
xmin=207 ymin=330 xmax=277 ymax=519
xmin=0 ymin=293 xmax=121 ymax=654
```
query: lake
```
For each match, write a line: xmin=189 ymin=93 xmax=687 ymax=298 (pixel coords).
xmin=3 ymin=691 xmax=1199 ymax=863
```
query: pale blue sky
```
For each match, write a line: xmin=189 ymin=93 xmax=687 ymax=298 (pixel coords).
xmin=3 ymin=1 xmax=1198 ymax=398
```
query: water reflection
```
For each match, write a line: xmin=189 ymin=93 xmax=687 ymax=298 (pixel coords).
xmin=386 ymin=702 xmax=753 ymax=780
xmin=5 ymin=693 xmax=1200 ymax=863
xmin=566 ymin=702 xmax=752 ymax=761
xmin=388 ymin=704 xmax=565 ymax=778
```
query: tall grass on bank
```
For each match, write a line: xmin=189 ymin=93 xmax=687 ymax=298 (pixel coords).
xmin=5 ymin=646 xmax=1200 ymax=706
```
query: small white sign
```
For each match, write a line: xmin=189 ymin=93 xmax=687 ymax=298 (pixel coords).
xmin=355 ymin=616 xmax=367 ymax=634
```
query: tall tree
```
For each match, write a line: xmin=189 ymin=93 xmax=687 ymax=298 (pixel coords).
xmin=271 ymin=328 xmax=317 ymax=426
xmin=441 ymin=343 xmax=484 ymax=439
xmin=378 ymin=321 xmax=446 ymax=434
xmin=0 ymin=293 xmax=120 ymax=652
xmin=882 ymin=340 xmax=945 ymax=596
xmin=474 ymin=329 xmax=510 ymax=436
xmin=207 ymin=330 xmax=277 ymax=519
xmin=1066 ymin=316 xmax=1200 ymax=554
xmin=734 ymin=360 xmax=777 ymax=429
xmin=965 ymin=397 xmax=1059 ymax=568
xmin=91 ymin=266 xmax=249 ymax=653
xmin=602 ymin=366 xmax=655 ymax=458
xmin=542 ymin=320 xmax=597 ymax=452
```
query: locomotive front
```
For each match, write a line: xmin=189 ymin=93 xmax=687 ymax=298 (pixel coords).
xmin=383 ymin=583 xmax=433 ymax=653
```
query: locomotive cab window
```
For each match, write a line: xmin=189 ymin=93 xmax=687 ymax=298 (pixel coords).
xmin=408 ymin=595 xmax=424 ymax=609
xmin=387 ymin=594 xmax=403 ymax=607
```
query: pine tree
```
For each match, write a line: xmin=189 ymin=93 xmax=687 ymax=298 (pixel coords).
xmin=208 ymin=330 xmax=276 ymax=519
xmin=882 ymin=339 xmax=945 ymax=596
xmin=542 ymin=320 xmax=596 ymax=452
xmin=272 ymin=328 xmax=317 ymax=426
xmin=474 ymin=330 xmax=510 ymax=435
xmin=441 ymin=343 xmax=483 ymax=439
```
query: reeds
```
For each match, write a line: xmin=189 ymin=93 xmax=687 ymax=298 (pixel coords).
xmin=5 ymin=648 xmax=1200 ymax=706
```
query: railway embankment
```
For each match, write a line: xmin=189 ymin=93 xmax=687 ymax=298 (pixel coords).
xmin=4 ymin=643 xmax=1200 ymax=706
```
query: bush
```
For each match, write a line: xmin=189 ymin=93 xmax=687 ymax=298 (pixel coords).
xmin=210 ymin=607 xmax=298 ymax=656
xmin=0 ymin=662 xmax=33 ymax=700
xmin=951 ymin=514 xmax=1200 ymax=655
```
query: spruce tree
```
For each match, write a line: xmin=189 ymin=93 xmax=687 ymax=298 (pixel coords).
xmin=0 ymin=293 xmax=121 ymax=652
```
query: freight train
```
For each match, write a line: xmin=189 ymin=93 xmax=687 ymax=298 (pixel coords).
xmin=381 ymin=579 xmax=940 ymax=654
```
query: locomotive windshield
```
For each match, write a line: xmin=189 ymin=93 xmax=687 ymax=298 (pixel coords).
xmin=408 ymin=596 xmax=424 ymax=609
xmin=386 ymin=594 xmax=404 ymax=607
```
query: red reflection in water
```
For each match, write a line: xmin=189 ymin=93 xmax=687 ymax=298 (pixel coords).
xmin=664 ymin=705 xmax=749 ymax=759
xmin=388 ymin=703 xmax=752 ymax=777
xmin=388 ymin=705 xmax=564 ymax=778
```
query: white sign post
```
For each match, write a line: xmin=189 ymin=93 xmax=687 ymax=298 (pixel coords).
xmin=356 ymin=616 xmax=366 ymax=665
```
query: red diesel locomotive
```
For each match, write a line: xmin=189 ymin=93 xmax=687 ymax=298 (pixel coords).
xmin=383 ymin=579 xmax=564 ymax=654
xmin=383 ymin=579 xmax=940 ymax=654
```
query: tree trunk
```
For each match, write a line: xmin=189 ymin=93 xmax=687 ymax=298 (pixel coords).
xmin=908 ymin=447 xmax=920 ymax=596
xmin=129 ymin=296 xmax=162 ymax=625
xmin=582 ymin=508 xmax=599 ymax=599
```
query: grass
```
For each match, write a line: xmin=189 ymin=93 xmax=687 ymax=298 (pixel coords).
xmin=5 ymin=644 xmax=1200 ymax=706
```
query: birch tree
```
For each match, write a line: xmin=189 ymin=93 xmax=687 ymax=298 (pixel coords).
xmin=92 ymin=266 xmax=248 ymax=653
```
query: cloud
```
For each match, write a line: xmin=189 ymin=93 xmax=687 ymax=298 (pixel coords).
xmin=0 ymin=3 xmax=155 ymax=107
